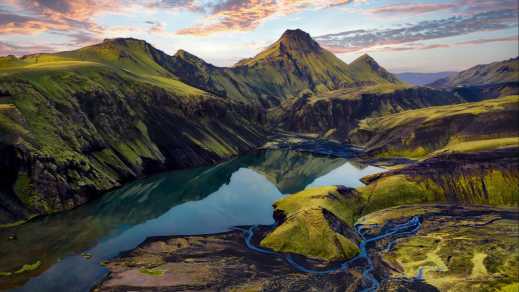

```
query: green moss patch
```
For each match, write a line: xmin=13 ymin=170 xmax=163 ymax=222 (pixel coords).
xmin=260 ymin=186 xmax=361 ymax=261
xmin=139 ymin=267 xmax=167 ymax=276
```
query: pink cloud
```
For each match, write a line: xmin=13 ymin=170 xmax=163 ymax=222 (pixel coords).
xmin=368 ymin=3 xmax=457 ymax=15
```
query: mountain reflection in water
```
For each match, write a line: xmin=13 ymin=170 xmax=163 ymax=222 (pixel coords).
xmin=0 ymin=150 xmax=383 ymax=292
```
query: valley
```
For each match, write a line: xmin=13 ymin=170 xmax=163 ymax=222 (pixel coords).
xmin=0 ymin=28 xmax=517 ymax=292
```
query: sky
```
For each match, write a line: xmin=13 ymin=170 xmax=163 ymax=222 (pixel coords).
xmin=0 ymin=0 xmax=517 ymax=72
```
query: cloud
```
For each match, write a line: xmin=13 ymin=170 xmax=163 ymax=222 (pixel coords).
xmin=315 ymin=9 xmax=518 ymax=53
xmin=379 ymin=43 xmax=451 ymax=52
xmin=367 ymin=3 xmax=457 ymax=15
xmin=177 ymin=0 xmax=278 ymax=35
xmin=456 ymin=0 xmax=518 ymax=14
xmin=367 ymin=0 xmax=518 ymax=16
xmin=176 ymin=0 xmax=359 ymax=36
xmin=146 ymin=21 xmax=167 ymax=34
xmin=456 ymin=35 xmax=518 ymax=45
xmin=0 ymin=0 xmax=121 ymax=47
xmin=0 ymin=40 xmax=56 ymax=56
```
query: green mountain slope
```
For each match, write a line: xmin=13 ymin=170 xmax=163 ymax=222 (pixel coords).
xmin=349 ymin=54 xmax=403 ymax=85
xmin=165 ymin=29 xmax=403 ymax=107
xmin=350 ymin=95 xmax=519 ymax=158
xmin=0 ymin=43 xmax=267 ymax=225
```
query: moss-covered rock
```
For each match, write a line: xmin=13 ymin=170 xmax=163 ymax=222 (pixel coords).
xmin=260 ymin=186 xmax=361 ymax=261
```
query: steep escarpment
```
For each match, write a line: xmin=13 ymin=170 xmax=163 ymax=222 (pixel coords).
xmin=359 ymin=148 xmax=519 ymax=214
xmin=271 ymin=86 xmax=464 ymax=140
xmin=350 ymin=95 xmax=519 ymax=158
xmin=0 ymin=62 xmax=266 ymax=225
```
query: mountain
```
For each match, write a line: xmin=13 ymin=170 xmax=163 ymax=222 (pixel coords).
xmin=269 ymin=86 xmax=465 ymax=140
xmin=232 ymin=29 xmax=356 ymax=94
xmin=349 ymin=54 xmax=402 ymax=85
xmin=396 ymin=71 xmax=457 ymax=86
xmin=0 ymin=29 xmax=464 ymax=225
xmin=165 ymin=29 xmax=402 ymax=106
xmin=0 ymin=38 xmax=268 ymax=225
xmin=429 ymin=57 xmax=519 ymax=88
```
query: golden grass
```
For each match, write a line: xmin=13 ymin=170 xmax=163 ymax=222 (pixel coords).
xmin=0 ymin=104 xmax=16 ymax=111
xmin=432 ymin=137 xmax=519 ymax=155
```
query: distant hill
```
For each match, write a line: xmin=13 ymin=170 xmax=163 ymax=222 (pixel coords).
xmin=428 ymin=57 xmax=519 ymax=88
xmin=396 ymin=72 xmax=457 ymax=86
xmin=349 ymin=54 xmax=402 ymax=85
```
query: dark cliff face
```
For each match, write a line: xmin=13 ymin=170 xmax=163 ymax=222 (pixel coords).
xmin=0 ymin=74 xmax=267 ymax=225
xmin=270 ymin=87 xmax=464 ymax=140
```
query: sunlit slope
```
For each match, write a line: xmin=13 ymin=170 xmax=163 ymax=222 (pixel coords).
xmin=348 ymin=54 xmax=403 ymax=85
xmin=260 ymin=186 xmax=361 ymax=261
xmin=351 ymin=95 xmax=519 ymax=158
xmin=0 ymin=38 xmax=208 ymax=98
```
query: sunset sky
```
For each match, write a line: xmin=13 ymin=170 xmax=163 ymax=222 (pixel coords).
xmin=0 ymin=0 xmax=517 ymax=72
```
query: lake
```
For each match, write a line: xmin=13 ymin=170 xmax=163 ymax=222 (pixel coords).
xmin=0 ymin=150 xmax=383 ymax=291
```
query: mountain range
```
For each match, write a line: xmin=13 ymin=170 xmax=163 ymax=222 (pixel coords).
xmin=429 ymin=57 xmax=519 ymax=88
xmin=395 ymin=71 xmax=457 ymax=86
xmin=0 ymin=29 xmax=517 ymax=225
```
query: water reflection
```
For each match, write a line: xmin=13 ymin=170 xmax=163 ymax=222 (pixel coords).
xmin=0 ymin=150 xmax=383 ymax=291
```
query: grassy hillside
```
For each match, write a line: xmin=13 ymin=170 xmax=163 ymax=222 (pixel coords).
xmin=165 ymin=29 xmax=403 ymax=107
xmin=260 ymin=186 xmax=361 ymax=261
xmin=348 ymin=54 xmax=403 ymax=85
xmin=359 ymin=148 xmax=519 ymax=213
xmin=351 ymin=95 xmax=519 ymax=158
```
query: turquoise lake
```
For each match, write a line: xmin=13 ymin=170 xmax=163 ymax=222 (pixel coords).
xmin=0 ymin=150 xmax=383 ymax=291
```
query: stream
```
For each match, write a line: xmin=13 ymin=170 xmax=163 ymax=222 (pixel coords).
xmin=239 ymin=216 xmax=422 ymax=291
xmin=0 ymin=149 xmax=384 ymax=291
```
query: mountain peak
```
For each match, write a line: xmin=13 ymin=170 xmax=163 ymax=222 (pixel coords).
xmin=174 ymin=49 xmax=208 ymax=66
xmin=352 ymin=53 xmax=377 ymax=65
xmin=278 ymin=29 xmax=321 ymax=52
xmin=349 ymin=53 xmax=402 ymax=84
xmin=102 ymin=37 xmax=148 ymax=47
